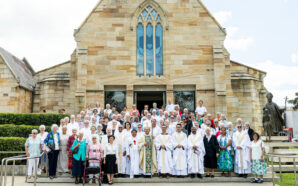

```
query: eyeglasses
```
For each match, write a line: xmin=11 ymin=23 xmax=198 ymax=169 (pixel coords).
xmin=33 ymin=133 xmax=37 ymax=135
xmin=237 ymin=126 xmax=242 ymax=128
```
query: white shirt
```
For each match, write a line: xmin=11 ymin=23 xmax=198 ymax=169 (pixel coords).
xmin=251 ymin=140 xmax=264 ymax=160
xmin=165 ymin=104 xmax=175 ymax=112
xmin=104 ymin=109 xmax=112 ymax=115
xmin=54 ymin=134 xmax=59 ymax=150
xmin=104 ymin=143 xmax=118 ymax=158
xmin=195 ymin=106 xmax=207 ymax=115
xmin=37 ymin=132 xmax=48 ymax=144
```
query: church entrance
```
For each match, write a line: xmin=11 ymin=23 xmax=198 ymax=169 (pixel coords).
xmin=134 ymin=91 xmax=166 ymax=113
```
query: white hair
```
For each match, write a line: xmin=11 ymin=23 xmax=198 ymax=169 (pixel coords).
xmin=51 ymin=124 xmax=58 ymax=131
xmin=78 ymin=130 xmax=84 ymax=135
xmin=84 ymin=120 xmax=90 ymax=124
xmin=62 ymin=125 xmax=67 ymax=129
xmin=219 ymin=122 xmax=225 ymax=127
xmin=227 ymin=122 xmax=233 ymax=126
xmin=205 ymin=127 xmax=211 ymax=132
xmin=32 ymin=129 xmax=38 ymax=134
xmin=39 ymin=125 xmax=46 ymax=130
xmin=237 ymin=118 xmax=242 ymax=123
xmin=98 ymin=124 xmax=103 ymax=128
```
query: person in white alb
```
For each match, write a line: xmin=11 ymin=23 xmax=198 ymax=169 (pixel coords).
xmin=155 ymin=125 xmax=173 ymax=179
xmin=172 ymin=123 xmax=188 ymax=177
xmin=80 ymin=120 xmax=91 ymax=144
xmin=67 ymin=115 xmax=79 ymax=136
xmin=151 ymin=119 xmax=161 ymax=141
xmin=195 ymin=100 xmax=207 ymax=117
xmin=115 ymin=125 xmax=130 ymax=177
xmin=187 ymin=127 xmax=205 ymax=178
xmin=233 ymin=123 xmax=251 ymax=178
xmin=126 ymin=130 xmax=140 ymax=178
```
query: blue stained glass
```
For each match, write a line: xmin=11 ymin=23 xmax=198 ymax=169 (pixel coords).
xmin=137 ymin=23 xmax=144 ymax=75
xmin=151 ymin=10 xmax=157 ymax=19
xmin=146 ymin=23 xmax=153 ymax=76
xmin=137 ymin=16 xmax=142 ymax=22
xmin=155 ymin=23 xmax=163 ymax=75
xmin=157 ymin=15 xmax=161 ymax=22
xmin=147 ymin=6 xmax=152 ymax=11
xmin=147 ymin=15 xmax=152 ymax=21
xmin=142 ymin=10 xmax=148 ymax=19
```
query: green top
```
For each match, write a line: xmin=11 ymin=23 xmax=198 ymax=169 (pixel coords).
xmin=25 ymin=137 xmax=41 ymax=157
xmin=71 ymin=139 xmax=87 ymax=161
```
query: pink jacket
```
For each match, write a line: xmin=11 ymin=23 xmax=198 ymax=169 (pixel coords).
xmin=87 ymin=143 xmax=104 ymax=163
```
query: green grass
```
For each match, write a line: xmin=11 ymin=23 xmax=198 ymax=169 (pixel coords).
xmin=275 ymin=173 xmax=297 ymax=186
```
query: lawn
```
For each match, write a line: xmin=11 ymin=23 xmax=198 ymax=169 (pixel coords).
xmin=275 ymin=173 xmax=297 ymax=186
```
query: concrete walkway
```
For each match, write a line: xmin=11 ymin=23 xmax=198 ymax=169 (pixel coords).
xmin=5 ymin=176 xmax=275 ymax=186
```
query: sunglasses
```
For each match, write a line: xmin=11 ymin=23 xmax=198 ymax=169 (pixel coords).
xmin=237 ymin=126 xmax=242 ymax=128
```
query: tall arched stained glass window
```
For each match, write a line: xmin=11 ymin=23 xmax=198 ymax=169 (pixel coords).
xmin=136 ymin=5 xmax=163 ymax=76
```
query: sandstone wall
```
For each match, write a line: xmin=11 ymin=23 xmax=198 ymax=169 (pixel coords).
xmin=230 ymin=61 xmax=267 ymax=132
xmin=0 ymin=56 xmax=32 ymax=113
xmin=33 ymin=61 xmax=76 ymax=114
xmin=74 ymin=0 xmax=228 ymax=115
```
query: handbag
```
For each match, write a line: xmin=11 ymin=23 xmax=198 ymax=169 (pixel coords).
xmin=72 ymin=140 xmax=79 ymax=154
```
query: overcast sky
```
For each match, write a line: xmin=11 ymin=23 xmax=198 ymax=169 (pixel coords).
xmin=0 ymin=0 xmax=297 ymax=106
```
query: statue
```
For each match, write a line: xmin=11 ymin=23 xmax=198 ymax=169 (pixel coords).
xmin=262 ymin=108 xmax=272 ymax=141
xmin=263 ymin=92 xmax=285 ymax=139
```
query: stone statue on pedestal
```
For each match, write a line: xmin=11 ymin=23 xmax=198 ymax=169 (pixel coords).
xmin=263 ymin=92 xmax=285 ymax=140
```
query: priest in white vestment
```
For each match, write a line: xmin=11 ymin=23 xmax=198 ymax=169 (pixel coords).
xmin=126 ymin=130 xmax=140 ymax=178
xmin=151 ymin=119 xmax=161 ymax=141
xmin=172 ymin=123 xmax=188 ymax=177
xmin=115 ymin=125 xmax=130 ymax=177
xmin=233 ymin=124 xmax=251 ymax=178
xmin=187 ymin=127 xmax=205 ymax=178
xmin=155 ymin=125 xmax=173 ymax=178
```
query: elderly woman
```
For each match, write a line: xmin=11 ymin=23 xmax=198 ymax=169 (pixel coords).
xmin=86 ymin=135 xmax=104 ymax=184
xmin=71 ymin=131 xmax=87 ymax=184
xmin=174 ymin=105 xmax=181 ymax=116
xmin=88 ymin=126 xmax=98 ymax=144
xmin=104 ymin=135 xmax=118 ymax=185
xmin=37 ymin=125 xmax=48 ymax=173
xmin=44 ymin=124 xmax=61 ymax=179
xmin=57 ymin=126 xmax=69 ymax=174
xmin=58 ymin=119 xmax=67 ymax=134
xmin=25 ymin=129 xmax=42 ymax=179
xmin=97 ymin=124 xmax=104 ymax=144
xmin=67 ymin=128 xmax=78 ymax=175
xmin=217 ymin=127 xmax=233 ymax=177
xmin=203 ymin=127 xmax=219 ymax=178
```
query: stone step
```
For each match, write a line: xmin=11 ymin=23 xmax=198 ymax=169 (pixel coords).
xmin=269 ymin=157 xmax=298 ymax=163
xmin=27 ymin=174 xmax=276 ymax=183
xmin=261 ymin=136 xmax=288 ymax=142
xmin=267 ymin=142 xmax=298 ymax=148
xmin=268 ymin=165 xmax=298 ymax=172
xmin=273 ymin=149 xmax=298 ymax=154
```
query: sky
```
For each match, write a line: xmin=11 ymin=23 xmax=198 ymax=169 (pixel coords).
xmin=0 ymin=0 xmax=297 ymax=106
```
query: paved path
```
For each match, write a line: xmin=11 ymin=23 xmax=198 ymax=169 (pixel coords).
xmin=5 ymin=176 xmax=275 ymax=186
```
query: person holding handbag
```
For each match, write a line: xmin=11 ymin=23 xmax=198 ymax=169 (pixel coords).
xmin=71 ymin=130 xmax=87 ymax=184
xmin=44 ymin=124 xmax=61 ymax=179
xmin=250 ymin=132 xmax=267 ymax=183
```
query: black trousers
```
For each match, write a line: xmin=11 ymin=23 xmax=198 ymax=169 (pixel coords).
xmin=48 ymin=150 xmax=59 ymax=176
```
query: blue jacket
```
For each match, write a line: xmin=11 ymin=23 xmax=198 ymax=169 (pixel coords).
xmin=71 ymin=139 xmax=87 ymax=161
xmin=44 ymin=131 xmax=60 ymax=150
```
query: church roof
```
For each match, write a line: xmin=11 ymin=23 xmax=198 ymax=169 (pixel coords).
xmin=0 ymin=47 xmax=36 ymax=91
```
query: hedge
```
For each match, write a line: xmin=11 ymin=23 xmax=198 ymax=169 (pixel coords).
xmin=0 ymin=137 xmax=27 ymax=163
xmin=0 ymin=124 xmax=51 ymax=138
xmin=0 ymin=113 xmax=70 ymax=126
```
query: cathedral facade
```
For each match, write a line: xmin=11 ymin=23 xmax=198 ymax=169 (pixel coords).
xmin=0 ymin=0 xmax=267 ymax=131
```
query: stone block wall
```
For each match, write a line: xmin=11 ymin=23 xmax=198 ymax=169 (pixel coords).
xmin=33 ymin=61 xmax=76 ymax=114
xmin=0 ymin=56 xmax=32 ymax=113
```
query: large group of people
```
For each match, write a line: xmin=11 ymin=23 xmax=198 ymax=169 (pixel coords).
xmin=24 ymin=100 xmax=267 ymax=184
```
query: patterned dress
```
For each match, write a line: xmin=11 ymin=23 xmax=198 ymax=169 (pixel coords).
xmin=217 ymin=135 xmax=233 ymax=171
xmin=67 ymin=135 xmax=77 ymax=170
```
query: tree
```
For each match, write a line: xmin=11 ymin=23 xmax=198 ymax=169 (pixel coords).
xmin=288 ymin=92 xmax=298 ymax=109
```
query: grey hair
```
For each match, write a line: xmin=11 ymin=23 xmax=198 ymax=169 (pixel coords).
xmin=32 ymin=129 xmax=38 ymax=134
xmin=205 ymin=127 xmax=211 ymax=132
xmin=98 ymin=124 xmax=103 ymax=128
xmin=39 ymin=125 xmax=46 ymax=130
xmin=78 ymin=130 xmax=84 ymax=135
xmin=51 ymin=124 xmax=58 ymax=131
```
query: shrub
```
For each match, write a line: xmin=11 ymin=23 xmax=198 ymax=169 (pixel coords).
xmin=0 ymin=113 xmax=70 ymax=126
xmin=0 ymin=137 xmax=27 ymax=162
xmin=0 ymin=124 xmax=51 ymax=138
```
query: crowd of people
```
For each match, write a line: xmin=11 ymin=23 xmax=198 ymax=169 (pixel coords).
xmin=24 ymin=100 xmax=267 ymax=184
